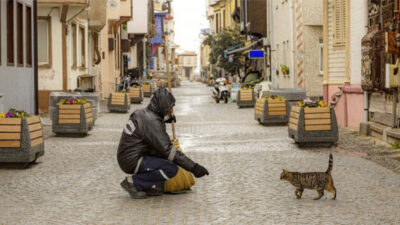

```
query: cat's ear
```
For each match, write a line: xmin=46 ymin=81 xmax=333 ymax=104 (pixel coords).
xmin=282 ymin=169 xmax=287 ymax=173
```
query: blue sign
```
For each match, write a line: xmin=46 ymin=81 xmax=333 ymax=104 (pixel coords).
xmin=249 ymin=50 xmax=265 ymax=59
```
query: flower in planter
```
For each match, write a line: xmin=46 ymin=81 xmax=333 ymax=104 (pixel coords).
xmin=59 ymin=98 xmax=87 ymax=105
xmin=264 ymin=95 xmax=286 ymax=101
xmin=297 ymin=98 xmax=328 ymax=108
xmin=0 ymin=109 xmax=30 ymax=118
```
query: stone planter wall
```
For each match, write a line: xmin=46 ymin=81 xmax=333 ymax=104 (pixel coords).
xmin=49 ymin=92 xmax=99 ymax=122
xmin=129 ymin=87 xmax=144 ymax=104
xmin=107 ymin=93 xmax=130 ymax=113
xmin=0 ymin=116 xmax=44 ymax=163
xmin=255 ymin=98 xmax=289 ymax=125
xmin=288 ymin=106 xmax=338 ymax=146
xmin=52 ymin=103 xmax=93 ymax=135
xmin=237 ymin=89 xmax=255 ymax=108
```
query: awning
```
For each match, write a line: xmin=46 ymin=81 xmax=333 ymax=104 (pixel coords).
xmin=227 ymin=40 xmax=261 ymax=55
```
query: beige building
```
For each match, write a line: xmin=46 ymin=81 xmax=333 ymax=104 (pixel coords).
xmin=37 ymin=0 xmax=107 ymax=112
xmin=271 ymin=0 xmax=323 ymax=98
xmin=100 ymin=0 xmax=131 ymax=99
xmin=177 ymin=51 xmax=197 ymax=81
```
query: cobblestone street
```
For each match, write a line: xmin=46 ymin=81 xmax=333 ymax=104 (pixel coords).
xmin=1 ymin=81 xmax=400 ymax=224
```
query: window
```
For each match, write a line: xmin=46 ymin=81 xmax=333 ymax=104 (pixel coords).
xmin=222 ymin=9 xmax=226 ymax=29
xmin=7 ymin=0 xmax=14 ymax=65
xmin=333 ymin=0 xmax=348 ymax=47
xmin=71 ymin=23 xmax=77 ymax=67
xmin=38 ymin=17 xmax=52 ymax=67
xmin=79 ymin=26 xmax=85 ymax=67
xmin=17 ymin=2 xmax=23 ymax=66
xmin=26 ymin=6 xmax=32 ymax=66
xmin=319 ymin=38 xmax=323 ymax=75
xmin=215 ymin=13 xmax=219 ymax=33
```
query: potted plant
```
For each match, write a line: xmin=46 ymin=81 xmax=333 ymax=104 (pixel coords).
xmin=288 ymin=99 xmax=338 ymax=146
xmin=255 ymin=95 xmax=290 ymax=125
xmin=0 ymin=109 xmax=44 ymax=163
xmin=129 ymin=85 xmax=144 ymax=104
xmin=107 ymin=92 xmax=130 ymax=113
xmin=280 ymin=64 xmax=290 ymax=75
xmin=52 ymin=98 xmax=93 ymax=136
xmin=237 ymin=84 xmax=256 ymax=108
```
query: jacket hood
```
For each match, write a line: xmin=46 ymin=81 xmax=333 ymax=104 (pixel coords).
xmin=147 ymin=87 xmax=176 ymax=118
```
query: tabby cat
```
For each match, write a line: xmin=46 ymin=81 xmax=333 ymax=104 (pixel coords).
xmin=280 ymin=154 xmax=336 ymax=200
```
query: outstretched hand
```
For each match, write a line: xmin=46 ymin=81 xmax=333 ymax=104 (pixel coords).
xmin=191 ymin=163 xmax=209 ymax=178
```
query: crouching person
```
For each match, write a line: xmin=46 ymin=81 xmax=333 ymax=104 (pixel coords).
xmin=117 ymin=87 xmax=209 ymax=198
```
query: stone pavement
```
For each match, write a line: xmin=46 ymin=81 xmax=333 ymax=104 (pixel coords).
xmin=1 ymin=81 xmax=400 ymax=224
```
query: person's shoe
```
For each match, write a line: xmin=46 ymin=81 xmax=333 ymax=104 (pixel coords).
xmin=120 ymin=178 xmax=147 ymax=199
xmin=145 ymin=187 xmax=164 ymax=196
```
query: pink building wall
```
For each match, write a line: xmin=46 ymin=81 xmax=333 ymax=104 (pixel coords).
xmin=324 ymin=83 xmax=364 ymax=130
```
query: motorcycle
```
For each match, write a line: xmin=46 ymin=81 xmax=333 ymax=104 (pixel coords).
xmin=212 ymin=78 xmax=229 ymax=104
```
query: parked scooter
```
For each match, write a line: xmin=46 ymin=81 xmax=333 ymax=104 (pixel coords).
xmin=212 ymin=78 xmax=229 ymax=104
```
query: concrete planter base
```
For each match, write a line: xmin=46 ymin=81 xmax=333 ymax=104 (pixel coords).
xmin=129 ymin=87 xmax=144 ymax=104
xmin=237 ymin=89 xmax=255 ymax=108
xmin=52 ymin=103 xmax=93 ymax=136
xmin=288 ymin=106 xmax=338 ymax=146
xmin=0 ymin=116 xmax=44 ymax=163
xmin=255 ymin=98 xmax=290 ymax=125
xmin=107 ymin=93 xmax=130 ymax=113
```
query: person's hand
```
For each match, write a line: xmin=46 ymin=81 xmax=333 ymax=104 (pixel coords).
xmin=164 ymin=114 xmax=176 ymax=123
xmin=191 ymin=163 xmax=209 ymax=178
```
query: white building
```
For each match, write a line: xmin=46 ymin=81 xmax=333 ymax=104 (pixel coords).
xmin=0 ymin=0 xmax=37 ymax=114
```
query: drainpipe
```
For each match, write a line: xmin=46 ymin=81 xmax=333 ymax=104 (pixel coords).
xmin=364 ymin=91 xmax=369 ymax=122
xmin=33 ymin=0 xmax=38 ymax=115
xmin=289 ymin=0 xmax=295 ymax=88
xmin=363 ymin=0 xmax=369 ymax=122
xmin=393 ymin=89 xmax=398 ymax=128
xmin=269 ymin=0 xmax=275 ymax=88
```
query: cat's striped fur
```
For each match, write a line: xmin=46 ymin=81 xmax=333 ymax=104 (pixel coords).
xmin=280 ymin=154 xmax=336 ymax=200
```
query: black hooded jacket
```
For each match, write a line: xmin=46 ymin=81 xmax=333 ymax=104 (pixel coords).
xmin=117 ymin=88 xmax=196 ymax=174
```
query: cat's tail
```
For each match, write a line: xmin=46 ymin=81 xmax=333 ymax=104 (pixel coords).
xmin=326 ymin=153 xmax=333 ymax=174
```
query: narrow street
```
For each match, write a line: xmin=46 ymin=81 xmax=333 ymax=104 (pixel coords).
xmin=1 ymin=82 xmax=400 ymax=224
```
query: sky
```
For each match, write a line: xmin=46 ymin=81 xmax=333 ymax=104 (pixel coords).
xmin=172 ymin=0 xmax=209 ymax=73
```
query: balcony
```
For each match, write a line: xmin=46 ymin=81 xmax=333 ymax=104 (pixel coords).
xmin=120 ymin=0 xmax=132 ymax=18
xmin=88 ymin=0 xmax=107 ymax=32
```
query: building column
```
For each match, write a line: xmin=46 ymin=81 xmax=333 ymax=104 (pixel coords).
xmin=143 ymin=37 xmax=147 ymax=79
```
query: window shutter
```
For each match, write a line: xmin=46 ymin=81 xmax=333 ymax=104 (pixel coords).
xmin=333 ymin=0 xmax=347 ymax=47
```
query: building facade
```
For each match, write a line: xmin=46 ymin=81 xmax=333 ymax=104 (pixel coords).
xmin=0 ymin=0 xmax=38 ymax=114
xmin=323 ymin=0 xmax=366 ymax=129
xmin=177 ymin=51 xmax=197 ymax=81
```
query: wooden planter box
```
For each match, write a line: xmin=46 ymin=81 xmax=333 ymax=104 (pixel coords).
xmin=288 ymin=106 xmax=338 ymax=146
xmin=255 ymin=98 xmax=289 ymax=125
xmin=52 ymin=103 xmax=93 ymax=136
xmin=0 ymin=116 xmax=44 ymax=163
xmin=237 ymin=88 xmax=255 ymax=108
xmin=107 ymin=93 xmax=130 ymax=113
xmin=129 ymin=87 xmax=144 ymax=104
xmin=142 ymin=83 xmax=153 ymax=97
